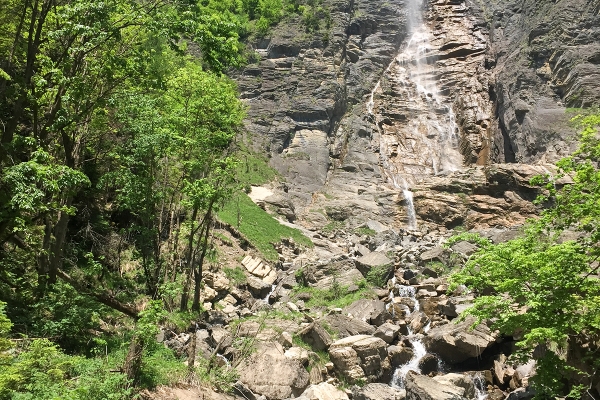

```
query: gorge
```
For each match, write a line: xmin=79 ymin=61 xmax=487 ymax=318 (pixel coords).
xmin=0 ymin=0 xmax=599 ymax=398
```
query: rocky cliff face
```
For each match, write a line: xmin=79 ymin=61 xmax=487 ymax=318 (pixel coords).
xmin=481 ymin=0 xmax=600 ymax=163
xmin=235 ymin=0 xmax=600 ymax=230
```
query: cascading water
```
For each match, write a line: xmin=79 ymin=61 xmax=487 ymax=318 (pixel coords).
xmin=263 ymin=284 xmax=276 ymax=303
xmin=367 ymin=0 xmax=463 ymax=229
xmin=388 ymin=284 xmax=428 ymax=389
xmin=472 ymin=373 xmax=489 ymax=400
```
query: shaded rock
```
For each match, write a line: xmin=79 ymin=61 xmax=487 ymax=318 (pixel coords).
xmin=298 ymin=321 xmax=333 ymax=351
xmin=423 ymin=317 xmax=497 ymax=364
xmin=388 ymin=345 xmax=414 ymax=366
xmin=418 ymin=354 xmax=440 ymax=375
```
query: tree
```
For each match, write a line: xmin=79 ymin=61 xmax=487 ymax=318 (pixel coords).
xmin=450 ymin=114 xmax=600 ymax=399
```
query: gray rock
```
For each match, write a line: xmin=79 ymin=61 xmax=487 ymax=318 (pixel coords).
xmin=344 ymin=299 xmax=392 ymax=327
xmin=419 ymin=247 xmax=446 ymax=265
xmin=405 ymin=371 xmax=468 ymax=400
xmin=246 ymin=276 xmax=273 ymax=298
xmin=374 ymin=322 xmax=400 ymax=344
xmin=356 ymin=252 xmax=393 ymax=277
xmin=323 ymin=314 xmax=377 ymax=338
xmin=423 ymin=317 xmax=497 ymax=364
xmin=238 ymin=342 xmax=309 ymax=400
xmin=298 ymin=321 xmax=333 ymax=351
xmin=353 ymin=383 xmax=406 ymax=400
xmin=450 ymin=241 xmax=479 ymax=257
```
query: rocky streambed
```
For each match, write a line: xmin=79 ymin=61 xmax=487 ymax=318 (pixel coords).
xmin=148 ymin=225 xmax=536 ymax=400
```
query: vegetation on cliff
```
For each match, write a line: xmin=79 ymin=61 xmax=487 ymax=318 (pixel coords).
xmin=451 ymin=113 xmax=600 ymax=398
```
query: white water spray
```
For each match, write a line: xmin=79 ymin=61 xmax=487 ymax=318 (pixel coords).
xmin=366 ymin=0 xmax=463 ymax=229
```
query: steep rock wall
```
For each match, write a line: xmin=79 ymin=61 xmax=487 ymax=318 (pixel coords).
xmin=480 ymin=0 xmax=600 ymax=163
xmin=234 ymin=0 xmax=600 ymax=230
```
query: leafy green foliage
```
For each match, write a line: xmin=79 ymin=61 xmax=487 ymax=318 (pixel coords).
xmin=366 ymin=265 xmax=391 ymax=288
xmin=218 ymin=192 xmax=312 ymax=260
xmin=450 ymin=113 xmax=600 ymax=398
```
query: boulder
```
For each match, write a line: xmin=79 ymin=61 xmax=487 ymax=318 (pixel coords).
xmin=408 ymin=312 xmax=429 ymax=334
xmin=450 ymin=241 xmax=479 ymax=257
xmin=344 ymin=299 xmax=392 ymax=326
xmin=374 ymin=322 xmax=400 ymax=344
xmin=356 ymin=252 xmax=393 ymax=277
xmin=298 ymin=321 xmax=333 ymax=351
xmin=238 ymin=342 xmax=309 ymax=399
xmin=388 ymin=345 xmax=414 ymax=366
xmin=352 ymin=383 xmax=406 ymax=400
xmin=423 ymin=317 xmax=497 ymax=364
xmin=419 ymin=247 xmax=447 ymax=265
xmin=323 ymin=314 xmax=376 ymax=338
xmin=418 ymin=354 xmax=440 ymax=375
xmin=297 ymin=382 xmax=349 ymax=400
xmin=405 ymin=371 xmax=468 ymax=400
xmin=285 ymin=346 xmax=310 ymax=366
xmin=246 ymin=276 xmax=273 ymax=298
xmin=433 ymin=373 xmax=476 ymax=399
xmin=329 ymin=335 xmax=389 ymax=382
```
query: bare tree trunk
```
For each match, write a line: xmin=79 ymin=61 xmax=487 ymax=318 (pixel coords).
xmin=192 ymin=215 xmax=212 ymax=312
xmin=187 ymin=325 xmax=197 ymax=375
xmin=123 ymin=336 xmax=144 ymax=383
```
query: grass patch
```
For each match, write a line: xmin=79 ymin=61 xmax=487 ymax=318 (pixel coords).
xmin=291 ymin=285 xmax=375 ymax=309
xmin=354 ymin=226 xmax=376 ymax=236
xmin=322 ymin=221 xmax=344 ymax=233
xmin=223 ymin=267 xmax=247 ymax=286
xmin=218 ymin=193 xmax=313 ymax=261
xmin=235 ymin=149 xmax=279 ymax=187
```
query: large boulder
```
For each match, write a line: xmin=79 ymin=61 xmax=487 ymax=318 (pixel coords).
xmin=323 ymin=314 xmax=376 ymax=338
xmin=433 ymin=373 xmax=477 ymax=399
xmin=344 ymin=299 xmax=392 ymax=327
xmin=246 ymin=275 xmax=273 ymax=298
xmin=298 ymin=321 xmax=333 ymax=351
xmin=374 ymin=322 xmax=400 ymax=344
xmin=238 ymin=342 xmax=309 ymax=399
xmin=356 ymin=252 xmax=393 ymax=277
xmin=328 ymin=335 xmax=389 ymax=382
xmin=352 ymin=383 xmax=406 ymax=400
xmin=297 ymin=382 xmax=349 ymax=400
xmin=423 ymin=317 xmax=497 ymax=364
xmin=405 ymin=371 xmax=469 ymax=400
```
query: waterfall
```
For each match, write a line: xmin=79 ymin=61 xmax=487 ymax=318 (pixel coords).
xmin=389 ymin=284 xmax=426 ymax=389
xmin=367 ymin=0 xmax=462 ymax=229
